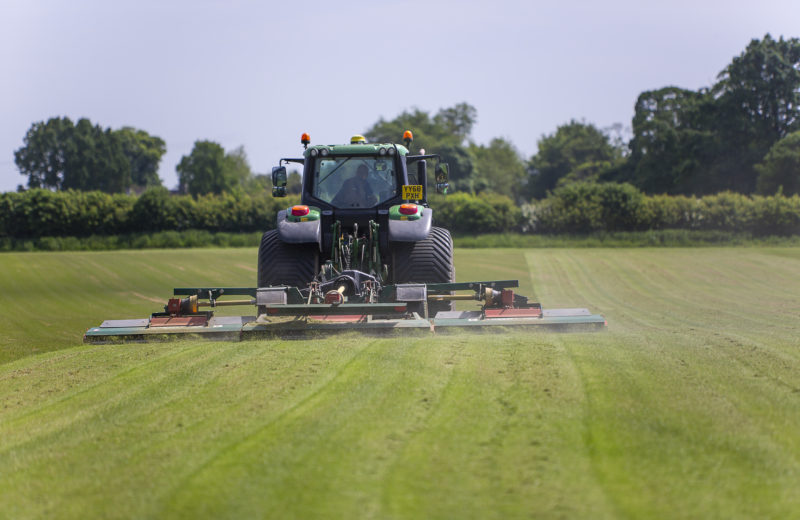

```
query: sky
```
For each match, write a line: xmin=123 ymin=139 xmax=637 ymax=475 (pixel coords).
xmin=1 ymin=0 xmax=798 ymax=192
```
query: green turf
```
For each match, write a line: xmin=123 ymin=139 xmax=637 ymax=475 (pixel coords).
xmin=1 ymin=248 xmax=799 ymax=519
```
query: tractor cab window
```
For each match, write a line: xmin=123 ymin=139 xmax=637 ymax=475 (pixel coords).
xmin=312 ymin=156 xmax=398 ymax=208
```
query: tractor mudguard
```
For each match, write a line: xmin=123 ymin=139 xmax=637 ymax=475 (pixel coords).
xmin=388 ymin=208 xmax=432 ymax=242
xmin=276 ymin=209 xmax=322 ymax=250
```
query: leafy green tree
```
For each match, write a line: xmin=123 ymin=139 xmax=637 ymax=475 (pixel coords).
xmin=714 ymin=35 xmax=800 ymax=143
xmin=223 ymin=146 xmax=254 ymax=187
xmin=14 ymin=117 xmax=74 ymax=189
xmin=709 ymin=34 xmax=800 ymax=193
xmin=469 ymin=138 xmax=526 ymax=199
xmin=755 ymin=130 xmax=800 ymax=195
xmin=432 ymin=102 xmax=477 ymax=141
xmin=177 ymin=141 xmax=230 ymax=196
xmin=618 ymin=35 xmax=800 ymax=196
xmin=63 ymin=118 xmax=130 ymax=193
xmin=364 ymin=102 xmax=476 ymax=152
xmin=115 ymin=127 xmax=166 ymax=188
xmin=177 ymin=142 xmax=256 ymax=196
xmin=622 ymin=87 xmax=715 ymax=194
xmin=15 ymin=117 xmax=166 ymax=193
xmin=526 ymin=120 xmax=623 ymax=199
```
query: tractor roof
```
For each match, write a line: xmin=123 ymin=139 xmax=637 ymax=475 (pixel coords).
xmin=303 ymin=143 xmax=410 ymax=157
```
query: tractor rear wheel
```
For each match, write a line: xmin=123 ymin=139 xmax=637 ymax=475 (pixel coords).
xmin=257 ymin=229 xmax=319 ymax=289
xmin=391 ymin=226 xmax=455 ymax=316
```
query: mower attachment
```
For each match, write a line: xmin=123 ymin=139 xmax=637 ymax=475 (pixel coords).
xmin=84 ymin=280 xmax=606 ymax=343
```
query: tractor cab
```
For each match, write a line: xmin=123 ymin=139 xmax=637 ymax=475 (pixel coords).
xmin=271 ymin=132 xmax=449 ymax=211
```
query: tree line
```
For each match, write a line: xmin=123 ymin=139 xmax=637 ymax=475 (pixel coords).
xmin=12 ymin=34 xmax=800 ymax=201
xmin=363 ymin=34 xmax=800 ymax=200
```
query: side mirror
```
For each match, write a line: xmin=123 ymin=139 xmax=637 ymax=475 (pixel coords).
xmin=435 ymin=163 xmax=450 ymax=195
xmin=271 ymin=166 xmax=287 ymax=197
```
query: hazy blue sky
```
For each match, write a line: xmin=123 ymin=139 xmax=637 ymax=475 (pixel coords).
xmin=1 ymin=0 xmax=798 ymax=192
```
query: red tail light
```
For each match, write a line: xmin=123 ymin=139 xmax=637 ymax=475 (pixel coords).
xmin=399 ymin=203 xmax=418 ymax=215
xmin=291 ymin=205 xmax=310 ymax=217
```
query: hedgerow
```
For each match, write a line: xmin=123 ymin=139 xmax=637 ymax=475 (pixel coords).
xmin=1 ymin=183 xmax=799 ymax=243
xmin=531 ymin=182 xmax=800 ymax=236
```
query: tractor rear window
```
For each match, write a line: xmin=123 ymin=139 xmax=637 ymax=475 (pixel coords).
xmin=312 ymin=156 xmax=398 ymax=208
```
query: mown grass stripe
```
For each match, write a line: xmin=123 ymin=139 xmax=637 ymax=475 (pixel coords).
xmin=1 ymin=248 xmax=800 ymax=519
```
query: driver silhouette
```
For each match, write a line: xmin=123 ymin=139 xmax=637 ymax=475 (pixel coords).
xmin=333 ymin=164 xmax=376 ymax=207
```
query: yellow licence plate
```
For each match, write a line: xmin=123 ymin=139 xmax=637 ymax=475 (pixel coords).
xmin=402 ymin=185 xmax=423 ymax=200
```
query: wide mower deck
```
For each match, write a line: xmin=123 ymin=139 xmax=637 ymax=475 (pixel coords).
xmin=84 ymin=279 xmax=606 ymax=343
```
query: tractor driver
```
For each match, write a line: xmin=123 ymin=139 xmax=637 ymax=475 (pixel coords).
xmin=332 ymin=164 xmax=376 ymax=207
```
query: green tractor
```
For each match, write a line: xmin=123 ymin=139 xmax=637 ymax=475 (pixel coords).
xmin=261 ymin=131 xmax=455 ymax=316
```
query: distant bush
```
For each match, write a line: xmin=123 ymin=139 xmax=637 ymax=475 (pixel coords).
xmin=533 ymin=182 xmax=647 ymax=233
xmin=430 ymin=192 xmax=524 ymax=234
xmin=531 ymin=182 xmax=800 ymax=236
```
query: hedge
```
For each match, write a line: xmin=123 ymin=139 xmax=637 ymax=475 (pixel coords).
xmin=0 ymin=188 xmax=298 ymax=238
xmin=2 ymin=183 xmax=800 ymax=240
xmin=531 ymin=182 xmax=800 ymax=236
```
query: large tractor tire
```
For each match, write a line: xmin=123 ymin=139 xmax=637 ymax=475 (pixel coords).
xmin=257 ymin=230 xmax=319 ymax=289
xmin=391 ymin=226 xmax=455 ymax=316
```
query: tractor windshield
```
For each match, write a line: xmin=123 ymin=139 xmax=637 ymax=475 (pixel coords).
xmin=312 ymin=156 xmax=398 ymax=208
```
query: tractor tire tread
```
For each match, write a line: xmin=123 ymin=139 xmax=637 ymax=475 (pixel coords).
xmin=391 ymin=226 xmax=455 ymax=313
xmin=257 ymin=230 xmax=318 ymax=288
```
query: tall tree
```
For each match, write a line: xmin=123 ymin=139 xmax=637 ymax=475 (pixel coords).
xmin=714 ymin=35 xmax=800 ymax=143
xmin=64 ymin=119 xmax=130 ymax=193
xmin=14 ymin=117 xmax=132 ymax=193
xmin=364 ymin=102 xmax=476 ymax=152
xmin=177 ymin=141 xmax=254 ymax=196
xmin=526 ymin=120 xmax=622 ymax=199
xmin=622 ymin=87 xmax=715 ymax=194
xmin=177 ymin=141 xmax=230 ymax=196
xmin=223 ymin=146 xmax=254 ymax=187
xmin=115 ymin=127 xmax=166 ymax=188
xmin=710 ymin=34 xmax=800 ymax=193
xmin=15 ymin=117 xmax=166 ymax=193
xmin=14 ymin=117 xmax=74 ymax=189
xmin=432 ymin=102 xmax=477 ymax=142
xmin=469 ymin=138 xmax=526 ymax=199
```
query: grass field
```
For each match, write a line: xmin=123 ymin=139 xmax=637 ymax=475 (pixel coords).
xmin=1 ymin=247 xmax=799 ymax=519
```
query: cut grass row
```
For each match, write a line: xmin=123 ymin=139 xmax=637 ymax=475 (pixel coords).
xmin=1 ymin=247 xmax=799 ymax=518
